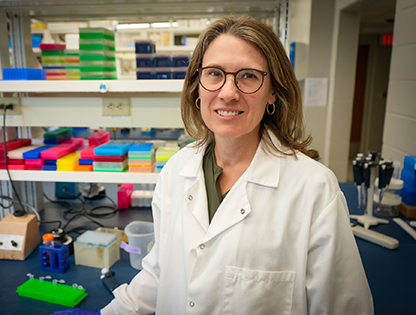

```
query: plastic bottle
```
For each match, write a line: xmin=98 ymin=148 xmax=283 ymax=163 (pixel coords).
xmin=43 ymin=233 xmax=55 ymax=247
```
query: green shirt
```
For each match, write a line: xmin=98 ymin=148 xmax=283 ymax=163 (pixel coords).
xmin=203 ymin=145 xmax=228 ymax=223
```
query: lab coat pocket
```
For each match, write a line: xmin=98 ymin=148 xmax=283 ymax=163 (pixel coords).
xmin=223 ymin=266 xmax=296 ymax=315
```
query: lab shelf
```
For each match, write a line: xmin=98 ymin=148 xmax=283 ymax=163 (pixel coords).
xmin=0 ymin=170 xmax=159 ymax=184
xmin=0 ymin=79 xmax=183 ymax=93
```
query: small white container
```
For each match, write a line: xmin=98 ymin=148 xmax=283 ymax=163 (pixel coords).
xmin=124 ymin=221 xmax=154 ymax=270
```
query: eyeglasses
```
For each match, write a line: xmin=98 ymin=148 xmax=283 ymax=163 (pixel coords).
xmin=196 ymin=67 xmax=268 ymax=94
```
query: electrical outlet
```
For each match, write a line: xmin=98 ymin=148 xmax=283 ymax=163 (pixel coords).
xmin=102 ymin=98 xmax=130 ymax=116
xmin=0 ymin=97 xmax=22 ymax=115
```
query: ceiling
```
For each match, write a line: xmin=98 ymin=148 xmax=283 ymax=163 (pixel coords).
xmin=0 ymin=0 xmax=396 ymax=34
xmin=359 ymin=0 xmax=396 ymax=34
xmin=0 ymin=0 xmax=280 ymax=23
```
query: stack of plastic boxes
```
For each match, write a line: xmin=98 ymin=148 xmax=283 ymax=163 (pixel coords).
xmin=153 ymin=54 xmax=172 ymax=79
xmin=77 ymin=132 xmax=111 ymax=172
xmin=172 ymin=54 xmax=190 ymax=79
xmin=3 ymin=144 xmax=41 ymax=171
xmin=44 ymin=128 xmax=73 ymax=145
xmin=128 ymin=142 xmax=155 ymax=173
xmin=155 ymin=146 xmax=179 ymax=173
xmin=40 ymin=138 xmax=85 ymax=171
xmin=39 ymin=44 xmax=66 ymax=80
xmin=93 ymin=141 xmax=132 ymax=172
xmin=135 ymin=42 xmax=190 ymax=80
xmin=401 ymin=156 xmax=416 ymax=208
xmin=65 ymin=50 xmax=80 ymax=80
xmin=23 ymin=145 xmax=55 ymax=171
xmin=135 ymin=40 xmax=155 ymax=80
xmin=79 ymin=28 xmax=117 ymax=80
xmin=0 ymin=139 xmax=32 ymax=170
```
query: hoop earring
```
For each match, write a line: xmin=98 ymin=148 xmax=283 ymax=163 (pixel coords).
xmin=266 ymin=103 xmax=275 ymax=115
xmin=195 ymin=97 xmax=201 ymax=109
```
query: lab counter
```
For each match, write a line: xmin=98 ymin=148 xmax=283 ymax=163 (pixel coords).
xmin=0 ymin=183 xmax=415 ymax=315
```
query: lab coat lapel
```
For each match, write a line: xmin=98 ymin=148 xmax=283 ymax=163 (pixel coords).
xmin=204 ymin=140 xmax=281 ymax=242
xmin=179 ymin=145 xmax=210 ymax=233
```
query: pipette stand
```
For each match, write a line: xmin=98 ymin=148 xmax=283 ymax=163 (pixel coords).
xmin=351 ymin=163 xmax=389 ymax=229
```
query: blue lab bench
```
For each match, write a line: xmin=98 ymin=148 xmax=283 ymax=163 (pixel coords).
xmin=0 ymin=183 xmax=415 ymax=314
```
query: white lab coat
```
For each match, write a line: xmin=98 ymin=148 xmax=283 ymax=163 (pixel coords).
xmin=102 ymin=133 xmax=373 ymax=315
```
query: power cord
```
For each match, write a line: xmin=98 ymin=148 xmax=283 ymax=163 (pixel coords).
xmin=2 ymin=106 xmax=26 ymax=217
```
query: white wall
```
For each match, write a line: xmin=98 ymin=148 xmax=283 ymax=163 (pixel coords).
xmin=304 ymin=0 xmax=335 ymax=159
xmin=382 ymin=0 xmax=416 ymax=163
xmin=359 ymin=35 xmax=391 ymax=155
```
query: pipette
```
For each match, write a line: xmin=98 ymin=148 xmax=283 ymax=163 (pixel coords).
xmin=350 ymin=151 xmax=389 ymax=229
xmin=352 ymin=153 xmax=365 ymax=208
xmin=378 ymin=159 xmax=394 ymax=204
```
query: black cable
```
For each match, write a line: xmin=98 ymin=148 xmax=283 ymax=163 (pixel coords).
xmin=2 ymin=108 xmax=26 ymax=216
xmin=85 ymin=195 xmax=118 ymax=218
xmin=43 ymin=192 xmax=74 ymax=213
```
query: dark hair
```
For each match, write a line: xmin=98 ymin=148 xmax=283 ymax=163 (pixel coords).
xmin=181 ymin=15 xmax=319 ymax=160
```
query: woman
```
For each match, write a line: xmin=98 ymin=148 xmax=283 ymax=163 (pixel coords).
xmin=57 ymin=15 xmax=373 ymax=315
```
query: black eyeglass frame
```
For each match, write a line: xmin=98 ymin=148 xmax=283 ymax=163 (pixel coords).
xmin=196 ymin=67 xmax=269 ymax=94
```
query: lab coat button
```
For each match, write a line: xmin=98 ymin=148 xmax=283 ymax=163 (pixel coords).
xmin=189 ymin=301 xmax=195 ymax=307
xmin=240 ymin=208 xmax=245 ymax=214
xmin=199 ymin=244 xmax=205 ymax=250
xmin=188 ymin=195 xmax=193 ymax=201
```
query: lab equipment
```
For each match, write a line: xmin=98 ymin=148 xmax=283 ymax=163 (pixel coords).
xmin=117 ymin=183 xmax=134 ymax=209
xmin=40 ymin=43 xmax=67 ymax=80
xmin=352 ymin=153 xmax=365 ymax=208
xmin=0 ymin=213 xmax=41 ymax=260
xmin=74 ymin=230 xmax=120 ymax=269
xmin=392 ymin=218 xmax=416 ymax=241
xmin=128 ymin=142 xmax=155 ymax=173
xmin=39 ymin=233 xmax=70 ymax=273
xmin=16 ymin=275 xmax=87 ymax=307
xmin=88 ymin=132 xmax=110 ymax=146
xmin=377 ymin=159 xmax=394 ymax=204
xmin=79 ymin=27 xmax=117 ymax=80
xmin=65 ymin=50 xmax=80 ymax=80
xmin=350 ymin=152 xmax=389 ymax=229
xmin=100 ymin=268 xmax=119 ymax=292
xmin=155 ymin=146 xmax=180 ymax=172
xmin=350 ymin=223 xmax=398 ymax=249
xmin=2 ymin=68 xmax=46 ymax=80
xmin=123 ymin=221 xmax=154 ymax=270
xmin=94 ymin=141 xmax=133 ymax=156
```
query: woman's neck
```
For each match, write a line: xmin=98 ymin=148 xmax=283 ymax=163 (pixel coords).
xmin=214 ymin=133 xmax=260 ymax=170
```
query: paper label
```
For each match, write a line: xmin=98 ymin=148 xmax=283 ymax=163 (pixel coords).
xmin=120 ymin=241 xmax=141 ymax=254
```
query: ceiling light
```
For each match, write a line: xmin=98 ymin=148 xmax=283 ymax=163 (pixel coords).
xmin=130 ymin=23 xmax=150 ymax=29
xmin=151 ymin=22 xmax=171 ymax=28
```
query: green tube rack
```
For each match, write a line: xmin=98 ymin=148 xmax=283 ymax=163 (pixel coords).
xmin=16 ymin=278 xmax=87 ymax=307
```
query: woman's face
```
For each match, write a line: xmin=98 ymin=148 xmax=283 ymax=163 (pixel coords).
xmin=199 ymin=34 xmax=277 ymax=145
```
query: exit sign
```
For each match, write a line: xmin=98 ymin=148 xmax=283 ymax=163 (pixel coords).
xmin=383 ymin=34 xmax=393 ymax=45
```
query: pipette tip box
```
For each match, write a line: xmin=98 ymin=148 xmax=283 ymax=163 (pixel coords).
xmin=74 ymin=230 xmax=119 ymax=269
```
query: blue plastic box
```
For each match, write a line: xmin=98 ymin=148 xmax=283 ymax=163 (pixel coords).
xmin=136 ymin=54 xmax=153 ymax=68
xmin=172 ymin=68 xmax=187 ymax=79
xmin=172 ymin=55 xmax=190 ymax=67
xmin=155 ymin=68 xmax=171 ymax=79
xmin=136 ymin=68 xmax=154 ymax=79
xmin=135 ymin=41 xmax=155 ymax=54
xmin=2 ymin=68 xmax=46 ymax=80
xmin=153 ymin=54 xmax=171 ymax=67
